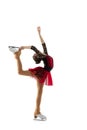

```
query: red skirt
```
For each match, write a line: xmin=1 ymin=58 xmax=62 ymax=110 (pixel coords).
xmin=29 ymin=67 xmax=53 ymax=86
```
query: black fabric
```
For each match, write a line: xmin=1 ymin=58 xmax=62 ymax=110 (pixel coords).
xmin=31 ymin=43 xmax=53 ymax=71
xmin=42 ymin=43 xmax=48 ymax=54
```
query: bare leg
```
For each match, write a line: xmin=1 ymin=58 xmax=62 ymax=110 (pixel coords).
xmin=14 ymin=50 xmax=44 ymax=117
xmin=14 ymin=50 xmax=33 ymax=76
xmin=34 ymin=80 xmax=44 ymax=117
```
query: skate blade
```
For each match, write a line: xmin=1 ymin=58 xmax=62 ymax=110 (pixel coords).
xmin=33 ymin=118 xmax=47 ymax=121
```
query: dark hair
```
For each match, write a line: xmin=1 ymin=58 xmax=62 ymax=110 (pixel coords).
xmin=33 ymin=53 xmax=41 ymax=64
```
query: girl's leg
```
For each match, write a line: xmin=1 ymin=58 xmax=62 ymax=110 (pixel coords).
xmin=14 ymin=50 xmax=33 ymax=76
xmin=14 ymin=50 xmax=44 ymax=118
xmin=34 ymin=80 xmax=44 ymax=117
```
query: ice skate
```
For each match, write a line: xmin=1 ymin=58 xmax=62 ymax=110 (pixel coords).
xmin=8 ymin=46 xmax=19 ymax=53
xmin=34 ymin=114 xmax=47 ymax=121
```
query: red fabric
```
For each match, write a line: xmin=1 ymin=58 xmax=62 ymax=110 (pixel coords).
xmin=45 ymin=72 xmax=53 ymax=86
xmin=29 ymin=67 xmax=53 ymax=86
xmin=46 ymin=55 xmax=54 ymax=69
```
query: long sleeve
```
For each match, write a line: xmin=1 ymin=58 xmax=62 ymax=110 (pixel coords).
xmin=31 ymin=46 xmax=41 ymax=54
xmin=31 ymin=45 xmax=46 ymax=59
xmin=42 ymin=43 xmax=48 ymax=54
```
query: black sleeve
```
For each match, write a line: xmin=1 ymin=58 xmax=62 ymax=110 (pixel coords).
xmin=31 ymin=45 xmax=46 ymax=59
xmin=42 ymin=43 xmax=48 ymax=54
xmin=31 ymin=46 xmax=41 ymax=54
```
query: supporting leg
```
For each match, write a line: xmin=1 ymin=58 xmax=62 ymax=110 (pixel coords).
xmin=34 ymin=80 xmax=44 ymax=117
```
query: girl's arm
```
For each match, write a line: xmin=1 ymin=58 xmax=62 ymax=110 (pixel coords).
xmin=37 ymin=26 xmax=48 ymax=54
xmin=20 ymin=46 xmax=41 ymax=54
xmin=20 ymin=45 xmax=46 ymax=59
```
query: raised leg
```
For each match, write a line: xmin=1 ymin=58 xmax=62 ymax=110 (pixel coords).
xmin=14 ymin=50 xmax=33 ymax=76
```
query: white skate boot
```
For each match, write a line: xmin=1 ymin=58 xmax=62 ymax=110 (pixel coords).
xmin=34 ymin=114 xmax=47 ymax=121
xmin=8 ymin=46 xmax=19 ymax=53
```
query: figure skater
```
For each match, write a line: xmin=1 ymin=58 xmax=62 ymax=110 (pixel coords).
xmin=9 ymin=26 xmax=54 ymax=121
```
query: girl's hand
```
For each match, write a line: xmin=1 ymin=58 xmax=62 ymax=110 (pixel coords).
xmin=20 ymin=46 xmax=25 ymax=50
xmin=37 ymin=26 xmax=41 ymax=34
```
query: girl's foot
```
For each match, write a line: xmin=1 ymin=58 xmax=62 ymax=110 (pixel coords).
xmin=8 ymin=46 xmax=19 ymax=53
xmin=34 ymin=114 xmax=47 ymax=121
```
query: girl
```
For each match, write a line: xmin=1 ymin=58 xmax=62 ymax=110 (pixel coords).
xmin=9 ymin=27 xmax=54 ymax=121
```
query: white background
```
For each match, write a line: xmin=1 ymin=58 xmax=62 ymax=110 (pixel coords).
xmin=0 ymin=0 xmax=87 ymax=130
